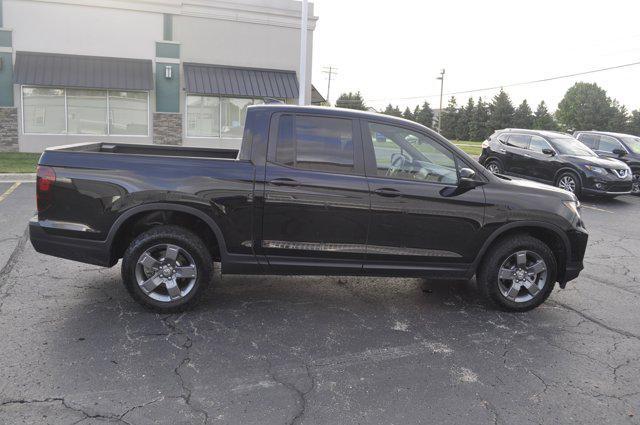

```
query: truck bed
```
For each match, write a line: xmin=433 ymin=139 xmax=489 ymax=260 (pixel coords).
xmin=45 ymin=142 xmax=239 ymax=160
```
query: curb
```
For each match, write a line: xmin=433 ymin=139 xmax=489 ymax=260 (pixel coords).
xmin=0 ymin=173 xmax=36 ymax=183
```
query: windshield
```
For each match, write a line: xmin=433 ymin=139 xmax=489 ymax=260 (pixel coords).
xmin=550 ymin=137 xmax=597 ymax=156
xmin=621 ymin=136 xmax=640 ymax=154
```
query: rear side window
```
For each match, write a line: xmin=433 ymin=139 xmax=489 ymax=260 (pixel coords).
xmin=274 ymin=114 xmax=355 ymax=174
xmin=506 ymin=134 xmax=531 ymax=149
xmin=576 ymin=133 xmax=599 ymax=149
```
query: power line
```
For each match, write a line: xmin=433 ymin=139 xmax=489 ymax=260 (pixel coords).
xmin=368 ymin=60 xmax=640 ymax=103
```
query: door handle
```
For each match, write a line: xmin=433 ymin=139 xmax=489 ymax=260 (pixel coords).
xmin=269 ymin=178 xmax=300 ymax=187
xmin=374 ymin=187 xmax=401 ymax=197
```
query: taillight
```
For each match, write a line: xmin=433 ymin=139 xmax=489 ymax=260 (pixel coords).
xmin=481 ymin=140 xmax=490 ymax=149
xmin=36 ymin=165 xmax=56 ymax=212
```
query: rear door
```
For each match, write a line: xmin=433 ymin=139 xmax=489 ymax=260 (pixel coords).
xmin=362 ymin=120 xmax=486 ymax=276
xmin=504 ymin=133 xmax=532 ymax=176
xmin=260 ymin=113 xmax=370 ymax=274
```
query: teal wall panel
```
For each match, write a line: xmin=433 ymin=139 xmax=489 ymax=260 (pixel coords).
xmin=156 ymin=42 xmax=179 ymax=59
xmin=155 ymin=63 xmax=180 ymax=113
xmin=0 ymin=52 xmax=14 ymax=106
xmin=163 ymin=14 xmax=172 ymax=41
xmin=0 ymin=30 xmax=12 ymax=48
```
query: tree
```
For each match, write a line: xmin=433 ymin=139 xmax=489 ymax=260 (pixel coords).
xmin=488 ymin=89 xmax=515 ymax=131
xmin=513 ymin=100 xmax=534 ymax=129
xmin=335 ymin=91 xmax=367 ymax=110
xmin=531 ymin=101 xmax=558 ymax=131
xmin=402 ymin=106 xmax=415 ymax=122
xmin=383 ymin=104 xmax=402 ymax=117
xmin=455 ymin=98 xmax=474 ymax=140
xmin=555 ymin=82 xmax=615 ymax=131
xmin=608 ymin=101 xmax=629 ymax=133
xmin=415 ymin=101 xmax=435 ymax=129
xmin=469 ymin=97 xmax=490 ymax=141
xmin=627 ymin=110 xmax=640 ymax=136
xmin=439 ymin=97 xmax=458 ymax=139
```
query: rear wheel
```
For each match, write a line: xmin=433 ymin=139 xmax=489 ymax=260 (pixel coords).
xmin=632 ymin=171 xmax=640 ymax=195
xmin=556 ymin=171 xmax=582 ymax=197
xmin=477 ymin=235 xmax=556 ymax=312
xmin=121 ymin=225 xmax=214 ymax=313
xmin=485 ymin=159 xmax=503 ymax=174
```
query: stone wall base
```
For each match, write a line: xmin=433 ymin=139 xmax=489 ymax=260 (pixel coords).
xmin=153 ymin=113 xmax=183 ymax=145
xmin=0 ymin=108 xmax=19 ymax=152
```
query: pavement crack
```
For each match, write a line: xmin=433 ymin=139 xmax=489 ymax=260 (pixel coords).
xmin=0 ymin=226 xmax=29 ymax=313
xmin=0 ymin=397 xmax=131 ymax=424
xmin=551 ymin=301 xmax=640 ymax=341
xmin=265 ymin=359 xmax=316 ymax=425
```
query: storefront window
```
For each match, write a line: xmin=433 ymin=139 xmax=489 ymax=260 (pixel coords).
xmin=186 ymin=95 xmax=220 ymax=137
xmin=67 ymin=89 xmax=107 ymax=135
xmin=22 ymin=87 xmax=66 ymax=134
xmin=221 ymin=97 xmax=252 ymax=139
xmin=109 ymin=91 xmax=149 ymax=136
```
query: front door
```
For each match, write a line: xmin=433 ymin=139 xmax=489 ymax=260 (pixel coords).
xmin=504 ymin=133 xmax=532 ymax=176
xmin=362 ymin=120 xmax=486 ymax=277
xmin=260 ymin=113 xmax=370 ymax=274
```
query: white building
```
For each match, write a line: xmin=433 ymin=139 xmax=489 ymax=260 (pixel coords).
xmin=0 ymin=0 xmax=320 ymax=152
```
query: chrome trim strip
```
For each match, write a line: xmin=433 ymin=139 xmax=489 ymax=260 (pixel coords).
xmin=38 ymin=220 xmax=99 ymax=233
xmin=261 ymin=240 xmax=461 ymax=258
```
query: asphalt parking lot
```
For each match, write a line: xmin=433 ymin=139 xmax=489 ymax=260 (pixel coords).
xmin=0 ymin=181 xmax=639 ymax=425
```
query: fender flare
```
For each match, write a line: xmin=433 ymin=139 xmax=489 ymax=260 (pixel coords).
xmin=553 ymin=166 xmax=582 ymax=185
xmin=470 ymin=220 xmax=571 ymax=274
xmin=105 ymin=202 xmax=229 ymax=259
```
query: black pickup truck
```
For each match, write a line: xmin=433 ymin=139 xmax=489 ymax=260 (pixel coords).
xmin=30 ymin=105 xmax=588 ymax=312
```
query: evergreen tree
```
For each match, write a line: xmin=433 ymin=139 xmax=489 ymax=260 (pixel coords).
xmin=383 ymin=104 xmax=403 ymax=117
xmin=335 ymin=91 xmax=367 ymax=110
xmin=402 ymin=106 xmax=415 ymax=122
xmin=608 ymin=101 xmax=629 ymax=132
xmin=439 ymin=97 xmax=458 ymax=139
xmin=627 ymin=110 xmax=640 ymax=136
xmin=469 ymin=97 xmax=490 ymax=141
xmin=415 ymin=101 xmax=435 ymax=129
xmin=488 ymin=89 xmax=515 ymax=131
xmin=513 ymin=100 xmax=534 ymax=129
xmin=532 ymin=101 xmax=558 ymax=131
xmin=556 ymin=82 xmax=614 ymax=131
xmin=455 ymin=98 xmax=474 ymax=140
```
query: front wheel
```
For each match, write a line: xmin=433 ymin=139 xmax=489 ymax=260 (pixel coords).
xmin=556 ymin=171 xmax=582 ymax=197
xmin=632 ymin=171 xmax=640 ymax=195
xmin=121 ymin=225 xmax=214 ymax=313
xmin=477 ymin=235 xmax=556 ymax=312
xmin=485 ymin=159 xmax=503 ymax=174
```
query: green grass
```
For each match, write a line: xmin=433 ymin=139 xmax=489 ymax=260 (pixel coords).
xmin=0 ymin=153 xmax=40 ymax=173
xmin=452 ymin=140 xmax=482 ymax=157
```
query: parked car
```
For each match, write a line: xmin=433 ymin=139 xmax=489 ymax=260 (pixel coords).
xmin=479 ymin=129 xmax=633 ymax=198
xmin=573 ymin=131 xmax=640 ymax=195
xmin=30 ymin=106 xmax=588 ymax=313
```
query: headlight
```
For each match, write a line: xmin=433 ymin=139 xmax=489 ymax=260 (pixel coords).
xmin=583 ymin=165 xmax=607 ymax=175
xmin=563 ymin=200 xmax=581 ymax=218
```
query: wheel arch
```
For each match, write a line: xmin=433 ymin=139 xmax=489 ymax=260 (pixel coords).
xmin=107 ymin=203 xmax=228 ymax=264
xmin=553 ymin=166 xmax=582 ymax=185
xmin=471 ymin=221 xmax=571 ymax=285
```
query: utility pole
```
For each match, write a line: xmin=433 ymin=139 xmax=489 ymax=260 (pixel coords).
xmin=298 ymin=0 xmax=309 ymax=105
xmin=322 ymin=66 xmax=337 ymax=105
xmin=436 ymin=68 xmax=445 ymax=133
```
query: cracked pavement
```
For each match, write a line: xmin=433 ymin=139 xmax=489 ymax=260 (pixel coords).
xmin=0 ymin=182 xmax=639 ymax=424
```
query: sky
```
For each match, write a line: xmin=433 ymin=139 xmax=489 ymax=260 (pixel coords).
xmin=310 ymin=0 xmax=640 ymax=113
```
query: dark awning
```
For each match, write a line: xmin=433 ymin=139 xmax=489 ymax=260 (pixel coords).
xmin=183 ymin=63 xmax=299 ymax=99
xmin=14 ymin=51 xmax=153 ymax=91
xmin=311 ymin=85 xmax=326 ymax=104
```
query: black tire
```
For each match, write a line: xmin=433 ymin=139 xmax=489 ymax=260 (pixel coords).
xmin=477 ymin=234 xmax=556 ymax=312
xmin=485 ymin=159 xmax=503 ymax=174
xmin=121 ymin=225 xmax=214 ymax=313
xmin=632 ymin=170 xmax=640 ymax=196
xmin=556 ymin=171 xmax=582 ymax=198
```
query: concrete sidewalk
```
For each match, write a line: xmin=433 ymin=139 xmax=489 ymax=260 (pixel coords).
xmin=0 ymin=173 xmax=36 ymax=183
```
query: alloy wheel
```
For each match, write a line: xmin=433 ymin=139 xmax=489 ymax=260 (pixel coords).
xmin=558 ymin=175 xmax=576 ymax=193
xmin=633 ymin=172 xmax=640 ymax=194
xmin=497 ymin=250 xmax=548 ymax=303
xmin=487 ymin=162 xmax=501 ymax=174
xmin=135 ymin=244 xmax=198 ymax=302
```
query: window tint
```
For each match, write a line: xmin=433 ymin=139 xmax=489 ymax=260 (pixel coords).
xmin=529 ymin=136 xmax=552 ymax=153
xmin=274 ymin=115 xmax=355 ymax=174
xmin=576 ymin=133 xmax=599 ymax=149
xmin=598 ymin=136 xmax=624 ymax=153
xmin=368 ymin=122 xmax=458 ymax=185
xmin=506 ymin=134 xmax=531 ymax=149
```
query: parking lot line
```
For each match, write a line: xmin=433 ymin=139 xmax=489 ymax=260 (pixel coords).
xmin=0 ymin=182 xmax=21 ymax=203
xmin=581 ymin=204 xmax=613 ymax=214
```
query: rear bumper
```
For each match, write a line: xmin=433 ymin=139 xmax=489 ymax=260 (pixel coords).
xmin=29 ymin=218 xmax=114 ymax=267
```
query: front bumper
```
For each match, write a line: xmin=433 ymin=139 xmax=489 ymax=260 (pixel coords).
xmin=29 ymin=218 xmax=114 ymax=267
xmin=559 ymin=228 xmax=588 ymax=287
xmin=583 ymin=175 xmax=633 ymax=196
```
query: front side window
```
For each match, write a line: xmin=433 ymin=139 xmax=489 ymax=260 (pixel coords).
xmin=529 ymin=136 xmax=553 ymax=154
xmin=368 ymin=122 xmax=458 ymax=185
xmin=598 ymin=136 xmax=625 ymax=153
xmin=621 ymin=136 xmax=640 ymax=154
xmin=273 ymin=114 xmax=355 ymax=174
xmin=22 ymin=87 xmax=66 ymax=134
xmin=506 ymin=134 xmax=531 ymax=149
xmin=22 ymin=87 xmax=148 ymax=136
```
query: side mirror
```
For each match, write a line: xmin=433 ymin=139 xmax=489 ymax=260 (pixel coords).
xmin=458 ymin=167 xmax=484 ymax=189
xmin=542 ymin=148 xmax=556 ymax=156
xmin=612 ymin=148 xmax=627 ymax=157
xmin=459 ymin=167 xmax=476 ymax=180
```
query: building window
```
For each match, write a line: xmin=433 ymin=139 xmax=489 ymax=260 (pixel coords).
xmin=22 ymin=87 xmax=66 ymax=134
xmin=186 ymin=95 xmax=267 ymax=138
xmin=22 ymin=87 xmax=148 ymax=136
